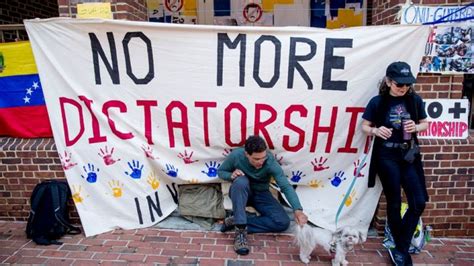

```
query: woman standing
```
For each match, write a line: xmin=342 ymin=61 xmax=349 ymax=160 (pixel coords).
xmin=361 ymin=62 xmax=429 ymax=266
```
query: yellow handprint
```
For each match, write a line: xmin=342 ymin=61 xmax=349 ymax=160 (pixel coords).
xmin=188 ymin=178 xmax=199 ymax=184
xmin=71 ymin=185 xmax=84 ymax=203
xmin=308 ymin=179 xmax=324 ymax=189
xmin=108 ymin=180 xmax=123 ymax=198
xmin=344 ymin=190 xmax=357 ymax=207
xmin=147 ymin=171 xmax=160 ymax=190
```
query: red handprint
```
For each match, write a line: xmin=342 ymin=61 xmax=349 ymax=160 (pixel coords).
xmin=98 ymin=146 xmax=121 ymax=166
xmin=178 ymin=150 xmax=198 ymax=164
xmin=59 ymin=151 xmax=77 ymax=170
xmin=353 ymin=159 xmax=367 ymax=178
xmin=141 ymin=144 xmax=159 ymax=160
xmin=311 ymin=157 xmax=329 ymax=171
xmin=274 ymin=154 xmax=283 ymax=165
xmin=222 ymin=148 xmax=233 ymax=157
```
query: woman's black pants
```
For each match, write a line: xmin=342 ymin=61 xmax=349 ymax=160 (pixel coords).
xmin=377 ymin=147 xmax=426 ymax=254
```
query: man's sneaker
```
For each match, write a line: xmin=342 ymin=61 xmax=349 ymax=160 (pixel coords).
xmin=220 ymin=216 xmax=235 ymax=232
xmin=387 ymin=247 xmax=406 ymax=266
xmin=233 ymin=227 xmax=249 ymax=255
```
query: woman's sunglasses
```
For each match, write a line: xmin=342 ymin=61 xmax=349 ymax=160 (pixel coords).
xmin=392 ymin=81 xmax=412 ymax=88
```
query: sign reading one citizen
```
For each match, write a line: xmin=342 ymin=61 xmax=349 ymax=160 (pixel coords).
xmin=400 ymin=4 xmax=474 ymax=25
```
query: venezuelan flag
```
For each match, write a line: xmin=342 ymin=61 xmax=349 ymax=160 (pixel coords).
xmin=0 ymin=41 xmax=52 ymax=138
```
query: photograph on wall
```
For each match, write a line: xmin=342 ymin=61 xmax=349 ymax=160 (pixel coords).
xmin=419 ymin=24 xmax=473 ymax=74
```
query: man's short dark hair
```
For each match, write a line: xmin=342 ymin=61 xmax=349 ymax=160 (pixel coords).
xmin=244 ymin=135 xmax=267 ymax=155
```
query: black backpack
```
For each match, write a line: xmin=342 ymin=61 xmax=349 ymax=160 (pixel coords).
xmin=26 ymin=180 xmax=81 ymax=245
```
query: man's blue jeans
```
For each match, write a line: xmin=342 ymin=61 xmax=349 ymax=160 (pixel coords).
xmin=377 ymin=146 xmax=426 ymax=255
xmin=229 ymin=175 xmax=290 ymax=234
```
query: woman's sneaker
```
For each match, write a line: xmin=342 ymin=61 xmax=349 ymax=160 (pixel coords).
xmin=405 ymin=252 xmax=413 ymax=266
xmin=387 ymin=247 xmax=406 ymax=266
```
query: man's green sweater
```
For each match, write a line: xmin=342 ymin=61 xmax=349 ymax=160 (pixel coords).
xmin=218 ymin=148 xmax=303 ymax=211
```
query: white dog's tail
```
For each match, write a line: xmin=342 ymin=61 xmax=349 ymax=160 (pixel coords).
xmin=294 ymin=224 xmax=314 ymax=248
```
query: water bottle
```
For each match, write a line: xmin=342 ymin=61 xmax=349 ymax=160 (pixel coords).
xmin=424 ymin=225 xmax=433 ymax=242
xmin=401 ymin=113 xmax=412 ymax=141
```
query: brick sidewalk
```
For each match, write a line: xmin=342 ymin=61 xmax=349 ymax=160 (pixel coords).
xmin=1 ymin=221 xmax=473 ymax=265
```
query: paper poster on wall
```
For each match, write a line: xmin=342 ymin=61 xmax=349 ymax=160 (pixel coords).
xmin=311 ymin=0 xmax=366 ymax=28
xmin=274 ymin=2 xmax=309 ymax=26
xmin=419 ymin=23 xmax=473 ymax=74
xmin=235 ymin=0 xmax=273 ymax=26
xmin=77 ymin=3 xmax=113 ymax=19
xmin=418 ymin=99 xmax=469 ymax=139
xmin=147 ymin=0 xmax=197 ymax=24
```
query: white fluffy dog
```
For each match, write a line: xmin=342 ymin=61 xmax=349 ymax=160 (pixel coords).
xmin=294 ymin=224 xmax=366 ymax=265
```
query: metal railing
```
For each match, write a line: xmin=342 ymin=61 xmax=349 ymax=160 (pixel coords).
xmin=0 ymin=24 xmax=27 ymax=43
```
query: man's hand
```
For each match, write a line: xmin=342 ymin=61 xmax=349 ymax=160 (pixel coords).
xmin=231 ymin=169 xmax=244 ymax=180
xmin=294 ymin=210 xmax=308 ymax=226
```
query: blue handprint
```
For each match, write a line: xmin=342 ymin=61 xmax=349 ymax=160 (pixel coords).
xmin=163 ymin=164 xmax=178 ymax=178
xmin=81 ymin=163 xmax=99 ymax=183
xmin=125 ymin=160 xmax=144 ymax=179
xmin=330 ymin=171 xmax=346 ymax=187
xmin=201 ymin=161 xmax=221 ymax=177
xmin=290 ymin=170 xmax=305 ymax=183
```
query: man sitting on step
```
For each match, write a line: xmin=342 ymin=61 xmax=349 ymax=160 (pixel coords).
xmin=218 ymin=135 xmax=308 ymax=255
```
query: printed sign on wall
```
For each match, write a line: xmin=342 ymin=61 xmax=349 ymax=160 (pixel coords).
xmin=418 ymin=99 xmax=470 ymax=139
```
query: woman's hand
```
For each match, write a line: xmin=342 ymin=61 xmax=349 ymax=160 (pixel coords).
xmin=403 ymin=119 xmax=417 ymax=133
xmin=373 ymin=126 xmax=393 ymax=140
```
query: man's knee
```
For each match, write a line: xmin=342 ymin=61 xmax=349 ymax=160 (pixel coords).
xmin=273 ymin=215 xmax=291 ymax=232
xmin=230 ymin=176 xmax=250 ymax=191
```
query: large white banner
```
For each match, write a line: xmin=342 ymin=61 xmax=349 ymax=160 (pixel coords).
xmin=25 ymin=18 xmax=430 ymax=236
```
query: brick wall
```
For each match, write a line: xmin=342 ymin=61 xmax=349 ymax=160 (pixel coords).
xmin=0 ymin=0 xmax=58 ymax=41
xmin=370 ymin=0 xmax=474 ymax=237
xmin=0 ymin=138 xmax=80 ymax=223
xmin=0 ymin=0 xmax=58 ymax=24
xmin=57 ymin=0 xmax=147 ymax=21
